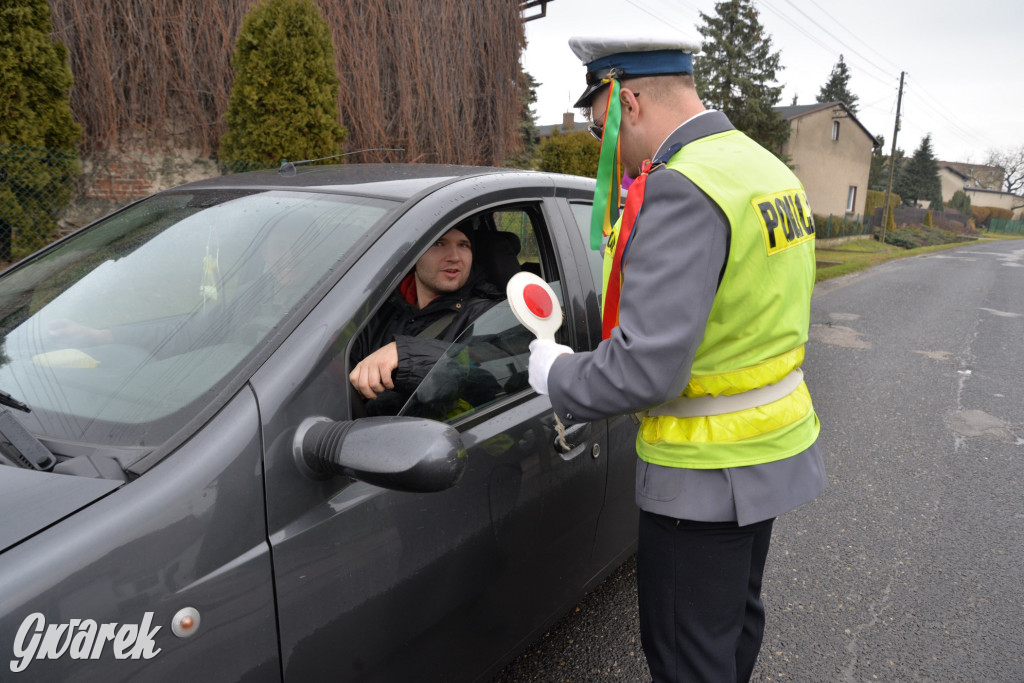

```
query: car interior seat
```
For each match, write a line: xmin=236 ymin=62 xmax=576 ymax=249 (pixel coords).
xmin=469 ymin=228 xmax=522 ymax=290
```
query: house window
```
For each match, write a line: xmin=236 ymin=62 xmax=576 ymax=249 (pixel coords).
xmin=846 ymin=186 xmax=857 ymax=213
xmin=832 ymin=120 xmax=840 ymax=141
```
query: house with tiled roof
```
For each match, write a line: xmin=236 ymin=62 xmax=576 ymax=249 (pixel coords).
xmin=537 ymin=113 xmax=589 ymax=138
xmin=938 ymin=161 xmax=1004 ymax=191
xmin=775 ymin=101 xmax=880 ymax=219
xmin=937 ymin=163 xmax=1022 ymax=218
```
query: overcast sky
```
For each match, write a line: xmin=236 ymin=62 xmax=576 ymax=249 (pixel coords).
xmin=522 ymin=0 xmax=1022 ymax=164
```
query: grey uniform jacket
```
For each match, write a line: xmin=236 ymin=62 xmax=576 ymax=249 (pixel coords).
xmin=547 ymin=111 xmax=826 ymax=526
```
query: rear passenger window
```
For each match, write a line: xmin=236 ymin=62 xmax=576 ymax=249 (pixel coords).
xmin=569 ymin=202 xmax=604 ymax=299
xmin=492 ymin=209 xmax=542 ymax=276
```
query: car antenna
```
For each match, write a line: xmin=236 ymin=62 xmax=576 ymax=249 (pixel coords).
xmin=278 ymin=148 xmax=406 ymax=176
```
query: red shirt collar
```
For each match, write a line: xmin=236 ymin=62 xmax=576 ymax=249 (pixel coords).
xmin=398 ymin=272 xmax=418 ymax=305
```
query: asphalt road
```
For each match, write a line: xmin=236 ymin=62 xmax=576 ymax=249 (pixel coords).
xmin=493 ymin=239 xmax=1024 ymax=682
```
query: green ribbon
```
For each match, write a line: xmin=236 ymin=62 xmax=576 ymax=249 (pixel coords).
xmin=590 ymin=79 xmax=622 ymax=250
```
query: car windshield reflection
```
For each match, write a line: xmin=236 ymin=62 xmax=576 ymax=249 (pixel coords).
xmin=0 ymin=189 xmax=394 ymax=448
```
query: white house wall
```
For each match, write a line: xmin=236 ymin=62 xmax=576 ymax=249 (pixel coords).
xmin=781 ymin=107 xmax=874 ymax=220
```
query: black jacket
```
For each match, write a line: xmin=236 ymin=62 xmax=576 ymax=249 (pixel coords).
xmin=351 ymin=271 xmax=503 ymax=415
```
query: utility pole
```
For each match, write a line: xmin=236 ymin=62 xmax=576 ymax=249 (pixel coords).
xmin=880 ymin=71 xmax=905 ymax=245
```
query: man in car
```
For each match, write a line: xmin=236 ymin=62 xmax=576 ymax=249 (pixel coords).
xmin=348 ymin=226 xmax=503 ymax=416
xmin=527 ymin=36 xmax=826 ymax=682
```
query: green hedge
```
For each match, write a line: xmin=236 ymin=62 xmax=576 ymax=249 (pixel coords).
xmin=537 ymin=129 xmax=600 ymax=177
xmin=971 ymin=205 xmax=1014 ymax=229
xmin=813 ymin=213 xmax=870 ymax=239
xmin=864 ymin=189 xmax=901 ymax=227
xmin=883 ymin=225 xmax=960 ymax=249
xmin=0 ymin=0 xmax=82 ymax=260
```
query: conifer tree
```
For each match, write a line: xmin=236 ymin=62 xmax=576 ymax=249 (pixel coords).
xmin=219 ymin=0 xmax=347 ymax=169
xmin=816 ymin=55 xmax=859 ymax=113
xmin=505 ymin=69 xmax=540 ymax=169
xmin=0 ymin=0 xmax=81 ymax=260
xmin=694 ymin=0 xmax=790 ymax=156
xmin=894 ymin=134 xmax=942 ymax=207
xmin=867 ymin=134 xmax=890 ymax=190
xmin=948 ymin=189 xmax=971 ymax=216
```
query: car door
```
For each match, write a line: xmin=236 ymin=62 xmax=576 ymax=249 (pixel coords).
xmin=556 ymin=195 xmax=641 ymax=573
xmin=254 ymin=181 xmax=608 ymax=682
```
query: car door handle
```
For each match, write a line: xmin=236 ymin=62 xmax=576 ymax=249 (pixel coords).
xmin=554 ymin=422 xmax=591 ymax=460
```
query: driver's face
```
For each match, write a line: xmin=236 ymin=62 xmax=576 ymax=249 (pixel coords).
xmin=414 ymin=228 xmax=473 ymax=299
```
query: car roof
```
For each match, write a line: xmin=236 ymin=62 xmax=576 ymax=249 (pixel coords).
xmin=170 ymin=163 xmax=529 ymax=201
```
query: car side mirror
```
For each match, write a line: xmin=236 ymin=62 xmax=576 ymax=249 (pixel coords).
xmin=293 ymin=416 xmax=467 ymax=492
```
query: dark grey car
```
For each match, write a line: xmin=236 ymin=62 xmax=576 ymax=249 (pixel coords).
xmin=0 ymin=164 xmax=639 ymax=681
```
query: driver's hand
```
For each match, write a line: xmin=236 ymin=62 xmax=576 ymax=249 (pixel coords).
xmin=349 ymin=342 xmax=399 ymax=399
xmin=47 ymin=318 xmax=114 ymax=347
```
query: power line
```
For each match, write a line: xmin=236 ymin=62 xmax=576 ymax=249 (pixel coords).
xmin=860 ymin=90 xmax=900 ymax=110
xmin=910 ymin=79 xmax=998 ymax=148
xmin=651 ymin=0 xmax=704 ymax=21
xmin=901 ymin=78 xmax=999 ymax=154
xmin=755 ymin=0 xmax=894 ymax=90
xmin=622 ymin=0 xmax=687 ymax=32
xmin=778 ymin=0 xmax=895 ymax=81
xmin=801 ymin=0 xmax=902 ymax=73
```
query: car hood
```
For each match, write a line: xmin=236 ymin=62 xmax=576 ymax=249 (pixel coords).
xmin=0 ymin=467 xmax=121 ymax=553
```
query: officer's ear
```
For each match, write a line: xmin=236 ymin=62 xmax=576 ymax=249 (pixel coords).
xmin=620 ymin=87 xmax=641 ymax=125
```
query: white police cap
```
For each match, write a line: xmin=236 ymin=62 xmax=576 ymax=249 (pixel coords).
xmin=569 ymin=35 xmax=701 ymax=107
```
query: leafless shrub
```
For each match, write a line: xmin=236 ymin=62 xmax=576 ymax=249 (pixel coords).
xmin=49 ymin=0 xmax=524 ymax=165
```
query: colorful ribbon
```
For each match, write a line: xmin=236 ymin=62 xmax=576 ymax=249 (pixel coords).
xmin=602 ymin=158 xmax=653 ymax=339
xmin=590 ymin=79 xmax=622 ymax=250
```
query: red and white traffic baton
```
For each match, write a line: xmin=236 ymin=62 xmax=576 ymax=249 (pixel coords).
xmin=506 ymin=272 xmax=570 ymax=447
xmin=506 ymin=271 xmax=563 ymax=342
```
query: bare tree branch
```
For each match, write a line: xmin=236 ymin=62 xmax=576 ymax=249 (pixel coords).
xmin=985 ymin=145 xmax=1024 ymax=196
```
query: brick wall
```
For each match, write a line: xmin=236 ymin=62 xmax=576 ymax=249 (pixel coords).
xmin=87 ymin=161 xmax=154 ymax=201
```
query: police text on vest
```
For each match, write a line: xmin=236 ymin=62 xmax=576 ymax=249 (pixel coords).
xmin=752 ymin=189 xmax=815 ymax=255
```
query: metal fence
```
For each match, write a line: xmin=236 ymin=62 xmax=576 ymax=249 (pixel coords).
xmin=0 ymin=144 xmax=275 ymax=266
xmin=990 ymin=218 xmax=1024 ymax=234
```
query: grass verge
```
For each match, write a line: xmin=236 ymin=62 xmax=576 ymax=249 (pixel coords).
xmin=815 ymin=233 xmax=1023 ymax=283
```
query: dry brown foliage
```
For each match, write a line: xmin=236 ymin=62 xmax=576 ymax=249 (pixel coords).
xmin=49 ymin=0 xmax=525 ymax=165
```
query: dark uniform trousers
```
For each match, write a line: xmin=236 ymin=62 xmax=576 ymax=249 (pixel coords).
xmin=637 ymin=510 xmax=775 ymax=683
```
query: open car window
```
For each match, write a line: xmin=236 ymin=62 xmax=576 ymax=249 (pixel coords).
xmin=398 ymin=291 xmax=562 ymax=423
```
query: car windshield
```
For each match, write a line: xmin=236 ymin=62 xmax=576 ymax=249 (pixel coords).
xmin=0 ymin=188 xmax=394 ymax=449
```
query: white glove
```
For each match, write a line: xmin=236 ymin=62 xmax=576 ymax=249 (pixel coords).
xmin=528 ymin=339 xmax=574 ymax=395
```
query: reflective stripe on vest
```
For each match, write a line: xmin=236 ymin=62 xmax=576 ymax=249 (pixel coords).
xmin=641 ymin=380 xmax=814 ymax=445
xmin=648 ymin=367 xmax=804 ymax=418
xmin=685 ymin=345 xmax=804 ymax=398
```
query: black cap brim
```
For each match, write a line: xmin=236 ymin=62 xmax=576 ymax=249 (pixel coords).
xmin=574 ymin=81 xmax=608 ymax=109
xmin=573 ymin=81 xmax=602 ymax=108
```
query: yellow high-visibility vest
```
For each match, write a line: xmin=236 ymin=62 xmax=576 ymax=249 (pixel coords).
xmin=608 ymin=128 xmax=820 ymax=469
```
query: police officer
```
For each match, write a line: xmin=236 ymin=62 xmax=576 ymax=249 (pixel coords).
xmin=528 ymin=35 xmax=827 ymax=682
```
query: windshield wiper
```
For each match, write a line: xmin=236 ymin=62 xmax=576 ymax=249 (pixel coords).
xmin=0 ymin=407 xmax=56 ymax=471
xmin=0 ymin=388 xmax=30 ymax=413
